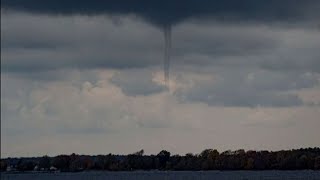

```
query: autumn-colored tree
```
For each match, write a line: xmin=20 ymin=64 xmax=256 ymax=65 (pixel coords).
xmin=0 ymin=160 xmax=7 ymax=171
xmin=314 ymin=156 xmax=320 ymax=170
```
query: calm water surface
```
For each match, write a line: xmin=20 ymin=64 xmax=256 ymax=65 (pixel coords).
xmin=1 ymin=171 xmax=320 ymax=180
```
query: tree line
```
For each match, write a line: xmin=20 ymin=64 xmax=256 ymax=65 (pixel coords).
xmin=1 ymin=148 xmax=320 ymax=172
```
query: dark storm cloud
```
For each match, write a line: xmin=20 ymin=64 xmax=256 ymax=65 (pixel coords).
xmin=1 ymin=13 xmax=164 ymax=72
xmin=2 ymin=11 xmax=320 ymax=73
xmin=2 ymin=0 xmax=320 ymax=74
xmin=2 ymin=0 xmax=320 ymax=26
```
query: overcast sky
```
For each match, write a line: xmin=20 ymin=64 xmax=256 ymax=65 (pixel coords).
xmin=1 ymin=1 xmax=320 ymax=157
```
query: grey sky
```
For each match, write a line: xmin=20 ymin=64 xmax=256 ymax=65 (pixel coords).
xmin=1 ymin=2 xmax=320 ymax=157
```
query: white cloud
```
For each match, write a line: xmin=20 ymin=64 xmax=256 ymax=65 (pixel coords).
xmin=2 ymin=69 xmax=320 ymax=157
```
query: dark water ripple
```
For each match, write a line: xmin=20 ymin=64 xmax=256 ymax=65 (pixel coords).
xmin=1 ymin=171 xmax=320 ymax=180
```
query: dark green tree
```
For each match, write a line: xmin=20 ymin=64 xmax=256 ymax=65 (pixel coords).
xmin=39 ymin=155 xmax=51 ymax=170
xmin=157 ymin=150 xmax=171 ymax=169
